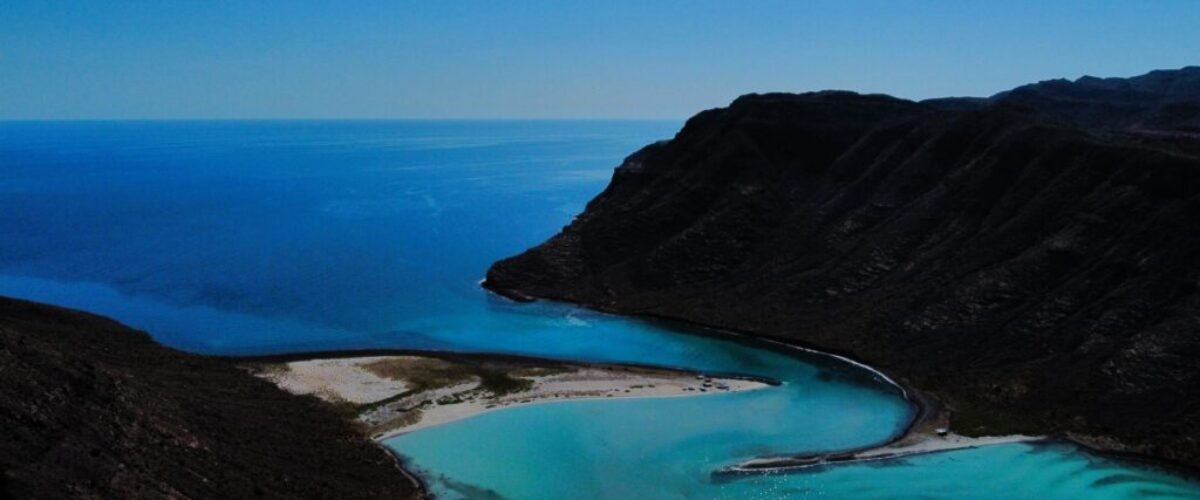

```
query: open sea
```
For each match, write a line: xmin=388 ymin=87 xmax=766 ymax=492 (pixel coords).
xmin=1 ymin=120 xmax=1196 ymax=499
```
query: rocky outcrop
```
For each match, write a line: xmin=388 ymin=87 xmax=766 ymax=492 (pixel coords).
xmin=0 ymin=297 xmax=420 ymax=499
xmin=486 ymin=68 xmax=1200 ymax=467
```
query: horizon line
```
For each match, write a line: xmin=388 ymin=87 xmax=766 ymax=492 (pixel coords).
xmin=0 ymin=117 xmax=687 ymax=123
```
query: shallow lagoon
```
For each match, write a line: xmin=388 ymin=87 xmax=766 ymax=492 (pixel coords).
xmin=0 ymin=120 xmax=1195 ymax=498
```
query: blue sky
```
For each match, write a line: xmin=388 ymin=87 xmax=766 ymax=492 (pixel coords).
xmin=2 ymin=1 xmax=1198 ymax=119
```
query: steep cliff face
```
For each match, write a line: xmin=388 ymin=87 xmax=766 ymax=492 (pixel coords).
xmin=486 ymin=68 xmax=1200 ymax=466
xmin=0 ymin=297 xmax=419 ymax=499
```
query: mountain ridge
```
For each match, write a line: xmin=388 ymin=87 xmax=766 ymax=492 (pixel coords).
xmin=485 ymin=67 xmax=1200 ymax=467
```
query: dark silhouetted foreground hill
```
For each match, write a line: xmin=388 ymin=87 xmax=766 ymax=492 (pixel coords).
xmin=486 ymin=67 xmax=1200 ymax=467
xmin=0 ymin=297 xmax=419 ymax=499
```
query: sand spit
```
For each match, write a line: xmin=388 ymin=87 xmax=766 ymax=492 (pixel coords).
xmin=723 ymin=432 xmax=1042 ymax=474
xmin=248 ymin=355 xmax=770 ymax=440
xmin=718 ymin=382 xmax=1043 ymax=474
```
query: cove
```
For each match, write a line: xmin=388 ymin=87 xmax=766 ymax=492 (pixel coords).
xmin=0 ymin=120 xmax=1196 ymax=498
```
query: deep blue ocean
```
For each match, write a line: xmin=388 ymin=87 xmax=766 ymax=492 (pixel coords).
xmin=1 ymin=120 xmax=1196 ymax=499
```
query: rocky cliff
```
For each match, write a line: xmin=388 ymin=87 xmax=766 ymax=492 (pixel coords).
xmin=0 ymin=297 xmax=420 ymax=499
xmin=486 ymin=67 xmax=1200 ymax=467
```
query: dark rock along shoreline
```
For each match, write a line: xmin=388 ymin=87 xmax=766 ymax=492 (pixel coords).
xmin=486 ymin=67 xmax=1200 ymax=468
xmin=0 ymin=297 xmax=421 ymax=499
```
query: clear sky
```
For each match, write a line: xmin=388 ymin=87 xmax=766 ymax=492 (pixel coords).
xmin=2 ymin=1 xmax=1198 ymax=119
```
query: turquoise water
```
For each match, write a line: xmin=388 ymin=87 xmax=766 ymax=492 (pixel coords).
xmin=0 ymin=121 xmax=1195 ymax=498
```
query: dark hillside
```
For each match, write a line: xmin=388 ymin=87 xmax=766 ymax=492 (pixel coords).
xmin=0 ymin=297 xmax=419 ymax=499
xmin=486 ymin=67 xmax=1200 ymax=467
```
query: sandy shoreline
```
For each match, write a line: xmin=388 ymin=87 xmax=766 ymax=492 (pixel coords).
xmin=475 ymin=296 xmax=1056 ymax=475
xmin=246 ymin=344 xmax=1196 ymax=480
xmin=245 ymin=343 xmax=1053 ymax=476
xmin=373 ymin=371 xmax=767 ymax=439
xmin=719 ymin=380 xmax=1044 ymax=474
xmin=247 ymin=354 xmax=770 ymax=441
xmin=723 ymin=432 xmax=1043 ymax=474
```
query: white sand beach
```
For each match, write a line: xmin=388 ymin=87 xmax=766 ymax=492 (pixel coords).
xmin=257 ymin=356 xmax=412 ymax=405
xmin=854 ymin=431 xmax=1041 ymax=460
xmin=250 ymin=355 xmax=770 ymax=441
xmin=730 ymin=431 xmax=1042 ymax=473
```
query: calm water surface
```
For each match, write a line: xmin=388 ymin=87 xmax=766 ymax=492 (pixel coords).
xmin=0 ymin=121 xmax=1195 ymax=499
